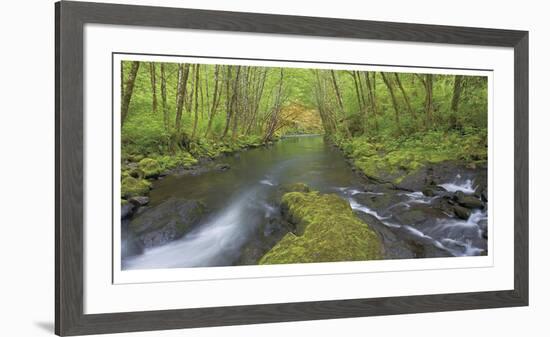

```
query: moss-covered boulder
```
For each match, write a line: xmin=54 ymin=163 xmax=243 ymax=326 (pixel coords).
xmin=180 ymin=151 xmax=198 ymax=167
xmin=156 ymin=152 xmax=198 ymax=171
xmin=138 ymin=158 xmax=163 ymax=178
xmin=279 ymin=182 xmax=311 ymax=193
xmin=127 ymin=153 xmax=145 ymax=162
xmin=121 ymin=176 xmax=152 ymax=199
xmin=259 ymin=191 xmax=381 ymax=265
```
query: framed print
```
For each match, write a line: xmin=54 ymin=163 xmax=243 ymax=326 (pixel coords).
xmin=55 ymin=1 xmax=529 ymax=336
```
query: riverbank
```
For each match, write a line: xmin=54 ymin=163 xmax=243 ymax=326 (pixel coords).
xmin=332 ymin=128 xmax=487 ymax=186
xmin=121 ymin=135 xmax=278 ymax=219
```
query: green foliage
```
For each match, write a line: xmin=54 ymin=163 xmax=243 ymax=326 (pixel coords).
xmin=121 ymin=176 xmax=151 ymax=199
xmin=259 ymin=190 xmax=381 ymax=264
xmin=121 ymin=60 xmax=488 ymax=190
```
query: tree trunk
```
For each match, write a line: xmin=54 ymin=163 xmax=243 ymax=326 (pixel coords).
xmin=175 ymin=63 xmax=191 ymax=140
xmin=120 ymin=61 xmax=140 ymax=127
xmin=372 ymin=72 xmax=377 ymax=99
xmin=394 ymin=73 xmax=415 ymax=119
xmin=205 ymin=65 xmax=220 ymax=137
xmin=186 ymin=70 xmax=194 ymax=114
xmin=222 ymin=66 xmax=233 ymax=138
xmin=246 ymin=68 xmax=267 ymax=135
xmin=330 ymin=70 xmax=351 ymax=137
xmin=450 ymin=75 xmax=464 ymax=129
xmin=202 ymin=66 xmax=208 ymax=120
xmin=357 ymin=72 xmax=367 ymax=110
xmin=231 ymin=66 xmax=242 ymax=141
xmin=191 ymin=64 xmax=200 ymax=139
xmin=313 ymin=70 xmax=336 ymax=135
xmin=381 ymin=72 xmax=401 ymax=129
xmin=263 ymin=68 xmax=285 ymax=142
xmin=351 ymin=71 xmax=364 ymax=112
xmin=160 ymin=63 xmax=169 ymax=129
xmin=424 ymin=74 xmax=434 ymax=128
xmin=330 ymin=70 xmax=345 ymax=113
xmin=364 ymin=71 xmax=379 ymax=131
xmin=149 ymin=62 xmax=158 ymax=114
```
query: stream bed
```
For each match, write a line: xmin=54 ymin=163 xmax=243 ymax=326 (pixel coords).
xmin=122 ymin=135 xmax=488 ymax=269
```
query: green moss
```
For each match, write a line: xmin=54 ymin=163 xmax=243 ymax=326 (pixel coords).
xmin=187 ymin=136 xmax=266 ymax=160
xmin=259 ymin=191 xmax=381 ymax=265
xmin=128 ymin=154 xmax=145 ymax=162
xmin=156 ymin=151 xmax=198 ymax=171
xmin=138 ymin=158 xmax=162 ymax=178
xmin=337 ymin=129 xmax=488 ymax=182
xmin=180 ymin=152 xmax=199 ymax=166
xmin=121 ymin=176 xmax=151 ymax=198
xmin=280 ymin=182 xmax=311 ymax=193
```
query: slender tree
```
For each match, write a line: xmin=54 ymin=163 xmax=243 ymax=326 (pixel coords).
xmin=263 ymin=68 xmax=285 ymax=142
xmin=230 ymin=66 xmax=242 ymax=140
xmin=205 ymin=65 xmax=221 ymax=137
xmin=174 ymin=63 xmax=191 ymax=146
xmin=191 ymin=64 xmax=201 ymax=139
xmin=149 ymin=62 xmax=158 ymax=114
xmin=424 ymin=74 xmax=434 ymax=127
xmin=381 ymin=72 xmax=401 ymax=130
xmin=120 ymin=61 xmax=140 ymax=126
xmin=330 ymin=70 xmax=345 ymax=113
xmin=313 ymin=70 xmax=337 ymax=135
xmin=350 ymin=71 xmax=364 ymax=112
xmin=394 ymin=73 xmax=415 ymax=119
xmin=160 ymin=63 xmax=169 ymax=129
xmin=330 ymin=70 xmax=352 ymax=137
xmin=449 ymin=75 xmax=464 ymax=129
xmin=245 ymin=68 xmax=267 ymax=135
xmin=222 ymin=66 xmax=233 ymax=138
xmin=364 ymin=71 xmax=379 ymax=130
xmin=356 ymin=72 xmax=367 ymax=111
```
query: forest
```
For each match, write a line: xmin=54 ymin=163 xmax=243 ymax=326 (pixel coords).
xmin=120 ymin=59 xmax=489 ymax=268
xmin=121 ymin=61 xmax=486 ymax=169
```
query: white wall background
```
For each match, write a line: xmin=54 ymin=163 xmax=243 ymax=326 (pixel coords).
xmin=0 ymin=0 xmax=546 ymax=336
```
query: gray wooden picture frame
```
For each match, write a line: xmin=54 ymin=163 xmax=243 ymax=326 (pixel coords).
xmin=55 ymin=1 xmax=529 ymax=335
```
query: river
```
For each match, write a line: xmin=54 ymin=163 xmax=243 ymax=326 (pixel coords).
xmin=122 ymin=135 xmax=488 ymax=269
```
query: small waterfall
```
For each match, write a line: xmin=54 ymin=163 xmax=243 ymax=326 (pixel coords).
xmin=348 ymin=198 xmax=398 ymax=227
xmin=401 ymin=191 xmax=437 ymax=204
xmin=439 ymin=175 xmax=476 ymax=194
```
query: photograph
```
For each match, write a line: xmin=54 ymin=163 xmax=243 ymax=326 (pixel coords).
xmin=47 ymin=1 xmax=534 ymax=335
xmin=119 ymin=58 xmax=489 ymax=270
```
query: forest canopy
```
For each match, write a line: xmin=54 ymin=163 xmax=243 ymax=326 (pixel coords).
xmin=121 ymin=60 xmax=488 ymax=183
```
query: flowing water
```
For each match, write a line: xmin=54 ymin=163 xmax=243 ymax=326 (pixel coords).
xmin=122 ymin=135 xmax=488 ymax=269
